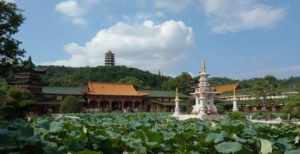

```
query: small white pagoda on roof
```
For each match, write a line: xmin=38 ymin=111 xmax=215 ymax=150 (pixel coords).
xmin=191 ymin=61 xmax=218 ymax=119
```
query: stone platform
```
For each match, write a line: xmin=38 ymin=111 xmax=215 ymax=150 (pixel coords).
xmin=172 ymin=114 xmax=221 ymax=121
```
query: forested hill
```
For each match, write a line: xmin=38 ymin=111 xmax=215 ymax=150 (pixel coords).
xmin=40 ymin=65 xmax=170 ymax=89
xmin=39 ymin=65 xmax=300 ymax=93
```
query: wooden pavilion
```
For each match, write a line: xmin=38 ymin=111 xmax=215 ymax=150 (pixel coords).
xmin=84 ymin=82 xmax=147 ymax=112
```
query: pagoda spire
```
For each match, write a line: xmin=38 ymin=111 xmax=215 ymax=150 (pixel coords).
xmin=201 ymin=60 xmax=206 ymax=73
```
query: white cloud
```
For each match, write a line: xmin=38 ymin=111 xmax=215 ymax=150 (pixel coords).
xmin=55 ymin=0 xmax=96 ymax=26
xmin=46 ymin=20 xmax=194 ymax=72
xmin=154 ymin=0 xmax=286 ymax=33
xmin=199 ymin=0 xmax=286 ymax=33
xmin=1 ymin=0 xmax=15 ymax=3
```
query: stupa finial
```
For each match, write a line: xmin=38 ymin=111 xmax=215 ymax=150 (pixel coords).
xmin=201 ymin=60 xmax=206 ymax=73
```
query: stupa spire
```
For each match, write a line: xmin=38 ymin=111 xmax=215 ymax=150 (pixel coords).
xmin=200 ymin=60 xmax=206 ymax=73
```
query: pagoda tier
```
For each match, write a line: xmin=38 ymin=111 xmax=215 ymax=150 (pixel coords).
xmin=105 ymin=50 xmax=115 ymax=66
xmin=9 ymin=69 xmax=45 ymax=94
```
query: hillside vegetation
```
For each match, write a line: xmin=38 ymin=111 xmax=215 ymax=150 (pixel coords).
xmin=40 ymin=66 xmax=300 ymax=94
xmin=40 ymin=65 xmax=170 ymax=90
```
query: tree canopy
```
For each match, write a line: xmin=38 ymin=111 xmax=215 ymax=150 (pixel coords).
xmin=40 ymin=65 xmax=300 ymax=95
xmin=118 ymin=76 xmax=144 ymax=89
xmin=283 ymin=94 xmax=300 ymax=119
xmin=41 ymin=65 xmax=170 ymax=89
xmin=59 ymin=96 xmax=81 ymax=113
xmin=0 ymin=81 xmax=34 ymax=120
xmin=0 ymin=1 xmax=25 ymax=79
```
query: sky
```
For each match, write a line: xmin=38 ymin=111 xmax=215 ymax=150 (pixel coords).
xmin=8 ymin=0 xmax=300 ymax=79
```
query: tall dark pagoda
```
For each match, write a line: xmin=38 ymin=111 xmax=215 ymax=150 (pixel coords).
xmin=9 ymin=57 xmax=45 ymax=95
xmin=104 ymin=50 xmax=115 ymax=66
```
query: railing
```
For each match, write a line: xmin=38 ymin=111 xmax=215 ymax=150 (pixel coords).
xmin=218 ymin=95 xmax=288 ymax=101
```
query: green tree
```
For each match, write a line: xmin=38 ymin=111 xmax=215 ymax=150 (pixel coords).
xmin=0 ymin=86 xmax=34 ymax=119
xmin=22 ymin=56 xmax=35 ymax=71
xmin=175 ymin=72 xmax=193 ymax=94
xmin=264 ymin=75 xmax=279 ymax=95
xmin=59 ymin=96 xmax=81 ymax=113
xmin=161 ymin=72 xmax=193 ymax=94
xmin=0 ymin=79 xmax=8 ymax=102
xmin=283 ymin=94 xmax=300 ymax=119
xmin=118 ymin=76 xmax=144 ymax=89
xmin=252 ymin=75 xmax=279 ymax=111
xmin=161 ymin=79 xmax=177 ymax=91
xmin=0 ymin=1 xmax=25 ymax=79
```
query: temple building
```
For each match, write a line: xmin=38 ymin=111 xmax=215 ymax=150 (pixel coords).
xmin=9 ymin=70 xmax=189 ymax=114
xmin=85 ymin=82 xmax=147 ymax=112
xmin=214 ymin=83 xmax=289 ymax=112
xmin=142 ymin=90 xmax=189 ymax=112
xmin=105 ymin=50 xmax=115 ymax=66
xmin=9 ymin=68 xmax=45 ymax=95
xmin=9 ymin=60 xmax=295 ymax=115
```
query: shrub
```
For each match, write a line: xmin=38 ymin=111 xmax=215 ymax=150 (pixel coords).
xmin=0 ymin=79 xmax=8 ymax=102
xmin=227 ymin=112 xmax=246 ymax=120
xmin=59 ymin=96 xmax=81 ymax=113
xmin=0 ymin=87 xmax=34 ymax=120
xmin=283 ymin=95 xmax=300 ymax=119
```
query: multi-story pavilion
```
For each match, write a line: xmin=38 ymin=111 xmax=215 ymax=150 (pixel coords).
xmin=105 ymin=50 xmax=115 ymax=66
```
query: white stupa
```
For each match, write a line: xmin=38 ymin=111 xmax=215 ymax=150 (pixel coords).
xmin=232 ymin=87 xmax=239 ymax=112
xmin=191 ymin=61 xmax=218 ymax=119
xmin=172 ymin=87 xmax=180 ymax=116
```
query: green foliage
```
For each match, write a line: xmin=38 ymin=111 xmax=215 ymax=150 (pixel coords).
xmin=161 ymin=78 xmax=177 ymax=91
xmin=214 ymin=141 xmax=242 ymax=153
xmin=0 ymin=86 xmax=33 ymax=120
xmin=175 ymin=72 xmax=193 ymax=94
xmin=252 ymin=112 xmax=289 ymax=120
xmin=41 ymin=65 xmax=170 ymax=89
xmin=40 ymin=64 xmax=300 ymax=94
xmin=0 ymin=79 xmax=8 ymax=102
xmin=1 ymin=113 xmax=300 ymax=153
xmin=59 ymin=96 xmax=81 ymax=113
xmin=249 ymin=75 xmax=280 ymax=110
xmin=118 ymin=76 xmax=144 ymax=89
xmin=161 ymin=72 xmax=192 ymax=94
xmin=227 ymin=112 xmax=246 ymax=120
xmin=260 ymin=139 xmax=272 ymax=154
xmin=285 ymin=149 xmax=300 ymax=154
xmin=0 ymin=1 xmax=25 ymax=79
xmin=22 ymin=56 xmax=35 ymax=71
xmin=209 ymin=77 xmax=238 ymax=86
xmin=283 ymin=95 xmax=300 ymax=119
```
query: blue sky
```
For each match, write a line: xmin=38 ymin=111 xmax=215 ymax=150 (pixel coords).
xmin=11 ymin=0 xmax=300 ymax=79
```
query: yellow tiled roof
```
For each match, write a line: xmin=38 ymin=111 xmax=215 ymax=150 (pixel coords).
xmin=214 ymin=83 xmax=240 ymax=94
xmin=87 ymin=81 xmax=146 ymax=96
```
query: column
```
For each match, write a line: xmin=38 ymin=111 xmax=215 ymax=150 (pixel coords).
xmin=198 ymin=95 xmax=207 ymax=118
xmin=232 ymin=88 xmax=238 ymax=112
xmin=195 ymin=97 xmax=199 ymax=106
xmin=121 ymin=100 xmax=125 ymax=112
xmin=109 ymin=100 xmax=112 ymax=112
xmin=232 ymin=97 xmax=238 ymax=112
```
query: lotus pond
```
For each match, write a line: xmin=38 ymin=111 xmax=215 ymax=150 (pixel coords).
xmin=1 ymin=113 xmax=300 ymax=154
